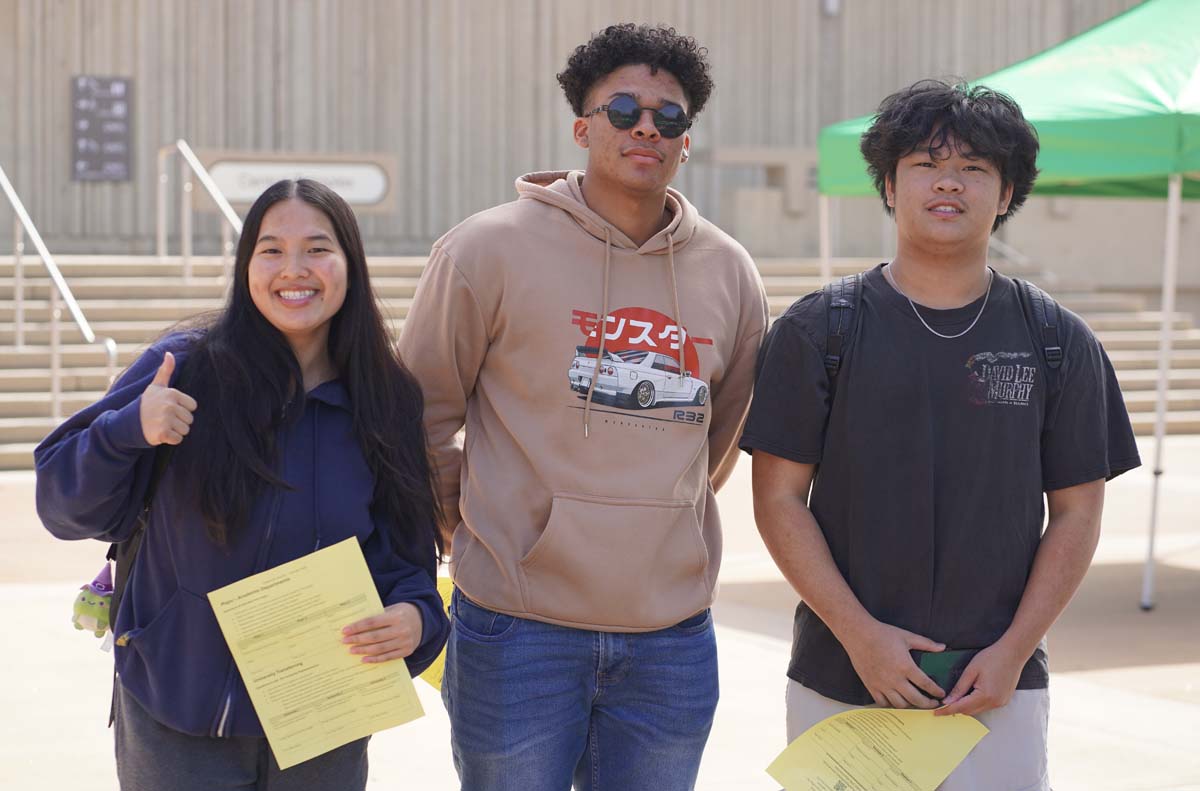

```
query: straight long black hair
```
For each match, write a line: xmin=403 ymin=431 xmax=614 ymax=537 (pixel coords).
xmin=172 ymin=179 xmax=442 ymax=565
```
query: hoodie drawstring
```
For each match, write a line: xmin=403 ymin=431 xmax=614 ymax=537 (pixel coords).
xmin=666 ymin=233 xmax=686 ymax=381
xmin=583 ymin=229 xmax=685 ymax=437
xmin=582 ymin=227 xmax=612 ymax=437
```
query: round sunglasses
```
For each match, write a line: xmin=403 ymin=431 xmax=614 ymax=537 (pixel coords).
xmin=584 ymin=94 xmax=692 ymax=139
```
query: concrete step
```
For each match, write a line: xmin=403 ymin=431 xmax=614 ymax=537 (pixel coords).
xmin=0 ymin=304 xmax=412 ymax=344
xmin=1096 ymin=330 xmax=1200 ymax=351
xmin=1122 ymin=389 xmax=1200 ymax=412
xmin=0 ymin=344 xmax=143 ymax=369
xmin=0 ymin=442 xmax=36 ymax=471
xmin=0 ymin=391 xmax=103 ymax=420
xmin=1054 ymin=293 xmax=1147 ymax=313
xmin=1105 ymin=350 xmax=1200 ymax=370
xmin=753 ymin=258 xmax=878 ymax=277
xmin=0 ymin=368 xmax=116 ymax=392
xmin=0 ymin=255 xmax=430 ymax=279
xmin=0 ymin=277 xmax=423 ymax=300
xmin=1 ymin=277 xmax=229 ymax=300
xmin=0 ymin=299 xmax=224 ymax=322
xmin=0 ymin=302 xmax=410 ymax=332
xmin=0 ymin=323 xmax=178 ymax=345
xmin=0 ymin=391 xmax=103 ymax=418
xmin=761 ymin=279 xmax=824 ymax=299
xmin=0 ymin=417 xmax=57 ymax=443
xmin=1130 ymin=410 xmax=1200 ymax=436
xmin=1116 ymin=369 xmax=1200 ymax=391
xmin=1084 ymin=313 xmax=1193 ymax=332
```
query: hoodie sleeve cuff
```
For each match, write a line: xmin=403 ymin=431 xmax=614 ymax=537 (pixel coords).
xmin=103 ymin=396 xmax=153 ymax=452
xmin=412 ymin=596 xmax=443 ymax=647
xmin=403 ymin=593 xmax=450 ymax=677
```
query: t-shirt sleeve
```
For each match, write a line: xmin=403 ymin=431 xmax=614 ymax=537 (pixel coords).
xmin=1041 ymin=315 xmax=1141 ymax=491
xmin=738 ymin=294 xmax=831 ymax=464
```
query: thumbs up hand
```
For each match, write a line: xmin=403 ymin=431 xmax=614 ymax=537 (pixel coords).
xmin=139 ymin=352 xmax=198 ymax=446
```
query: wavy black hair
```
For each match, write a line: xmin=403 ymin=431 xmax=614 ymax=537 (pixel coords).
xmin=171 ymin=179 xmax=442 ymax=565
xmin=557 ymin=23 xmax=713 ymax=118
xmin=860 ymin=79 xmax=1040 ymax=230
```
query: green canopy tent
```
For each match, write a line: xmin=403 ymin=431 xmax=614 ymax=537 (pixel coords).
xmin=815 ymin=0 xmax=1200 ymax=609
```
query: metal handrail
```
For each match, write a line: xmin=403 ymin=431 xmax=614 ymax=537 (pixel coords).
xmin=987 ymin=235 xmax=1054 ymax=283
xmin=1 ymin=162 xmax=118 ymax=419
xmin=156 ymin=139 xmax=243 ymax=281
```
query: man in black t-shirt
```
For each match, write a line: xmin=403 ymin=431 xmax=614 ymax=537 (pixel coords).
xmin=740 ymin=81 xmax=1140 ymax=790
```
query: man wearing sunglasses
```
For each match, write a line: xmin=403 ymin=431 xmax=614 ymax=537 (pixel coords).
xmin=400 ymin=22 xmax=768 ymax=791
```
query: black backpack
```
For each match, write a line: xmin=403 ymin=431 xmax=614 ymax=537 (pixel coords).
xmin=821 ymin=272 xmax=1065 ymax=396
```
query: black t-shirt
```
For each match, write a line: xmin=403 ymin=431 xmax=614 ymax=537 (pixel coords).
xmin=739 ymin=264 xmax=1141 ymax=705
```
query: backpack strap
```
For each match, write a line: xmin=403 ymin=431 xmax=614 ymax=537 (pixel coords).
xmin=105 ymin=445 xmax=172 ymax=615
xmin=823 ymin=272 xmax=863 ymax=380
xmin=106 ymin=444 xmax=172 ymax=726
xmin=1018 ymin=278 xmax=1064 ymax=371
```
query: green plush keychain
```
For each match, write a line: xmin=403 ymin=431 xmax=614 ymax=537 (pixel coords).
xmin=73 ymin=563 xmax=114 ymax=638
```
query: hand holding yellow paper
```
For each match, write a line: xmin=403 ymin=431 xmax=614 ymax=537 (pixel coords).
xmin=767 ymin=708 xmax=988 ymax=791
xmin=417 ymin=576 xmax=454 ymax=690
xmin=208 ymin=538 xmax=424 ymax=770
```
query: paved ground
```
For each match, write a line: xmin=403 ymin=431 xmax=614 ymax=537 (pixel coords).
xmin=2 ymin=436 xmax=1198 ymax=790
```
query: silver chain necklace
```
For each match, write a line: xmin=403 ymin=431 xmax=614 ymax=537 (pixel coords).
xmin=885 ymin=264 xmax=994 ymax=340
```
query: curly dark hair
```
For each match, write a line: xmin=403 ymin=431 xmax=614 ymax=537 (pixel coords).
xmin=557 ymin=23 xmax=714 ymax=118
xmin=860 ymin=79 xmax=1040 ymax=231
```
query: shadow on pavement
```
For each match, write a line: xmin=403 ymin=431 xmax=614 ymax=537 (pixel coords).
xmin=715 ymin=561 xmax=1200 ymax=673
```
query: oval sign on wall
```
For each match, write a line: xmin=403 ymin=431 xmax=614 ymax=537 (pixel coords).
xmin=208 ymin=160 xmax=390 ymax=206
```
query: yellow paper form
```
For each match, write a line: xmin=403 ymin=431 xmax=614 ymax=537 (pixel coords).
xmin=208 ymin=537 xmax=424 ymax=770
xmin=767 ymin=708 xmax=988 ymax=791
xmin=417 ymin=577 xmax=454 ymax=690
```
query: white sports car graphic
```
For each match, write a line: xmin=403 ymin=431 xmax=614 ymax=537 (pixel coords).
xmin=568 ymin=346 xmax=709 ymax=409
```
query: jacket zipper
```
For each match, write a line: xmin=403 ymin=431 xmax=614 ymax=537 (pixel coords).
xmin=211 ymin=446 xmax=287 ymax=737
xmin=213 ymin=673 xmax=234 ymax=737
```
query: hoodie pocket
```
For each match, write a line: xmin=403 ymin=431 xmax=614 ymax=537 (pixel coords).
xmin=519 ymin=493 xmax=709 ymax=629
xmin=116 ymin=587 xmax=231 ymax=733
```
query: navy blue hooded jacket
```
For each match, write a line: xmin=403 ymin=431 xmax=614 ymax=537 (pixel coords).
xmin=35 ymin=333 xmax=449 ymax=737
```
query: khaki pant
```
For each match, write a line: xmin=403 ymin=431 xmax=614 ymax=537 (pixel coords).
xmin=786 ymin=680 xmax=1050 ymax=791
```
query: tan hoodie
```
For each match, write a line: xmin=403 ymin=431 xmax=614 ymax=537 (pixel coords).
xmin=399 ymin=171 xmax=768 ymax=631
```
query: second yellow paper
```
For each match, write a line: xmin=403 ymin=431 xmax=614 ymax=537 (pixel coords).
xmin=767 ymin=708 xmax=988 ymax=791
xmin=417 ymin=576 xmax=454 ymax=690
xmin=208 ymin=537 xmax=424 ymax=770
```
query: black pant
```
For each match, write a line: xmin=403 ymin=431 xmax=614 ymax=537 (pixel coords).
xmin=113 ymin=682 xmax=369 ymax=791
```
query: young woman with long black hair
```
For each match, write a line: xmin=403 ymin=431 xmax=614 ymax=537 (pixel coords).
xmin=35 ymin=179 xmax=448 ymax=790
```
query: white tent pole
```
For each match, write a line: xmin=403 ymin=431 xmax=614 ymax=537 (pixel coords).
xmin=1141 ymin=172 xmax=1183 ymax=611
xmin=819 ymin=194 xmax=832 ymax=283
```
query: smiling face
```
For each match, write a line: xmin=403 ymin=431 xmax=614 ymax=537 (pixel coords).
xmin=573 ymin=63 xmax=691 ymax=195
xmin=247 ymin=199 xmax=348 ymax=357
xmin=886 ymin=135 xmax=1014 ymax=252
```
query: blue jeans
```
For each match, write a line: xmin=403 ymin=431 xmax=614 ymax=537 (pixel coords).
xmin=442 ymin=589 xmax=719 ymax=791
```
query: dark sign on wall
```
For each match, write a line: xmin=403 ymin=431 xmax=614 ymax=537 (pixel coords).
xmin=71 ymin=76 xmax=133 ymax=181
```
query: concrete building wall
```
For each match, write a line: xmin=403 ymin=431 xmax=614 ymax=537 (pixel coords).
xmin=3 ymin=0 xmax=1193 ymax=293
